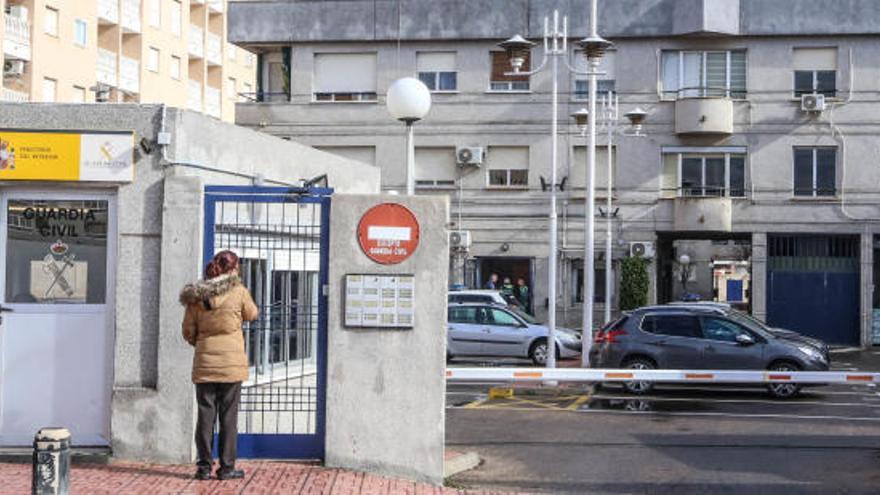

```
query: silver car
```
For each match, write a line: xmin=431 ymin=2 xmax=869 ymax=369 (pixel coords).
xmin=447 ymin=303 xmax=582 ymax=365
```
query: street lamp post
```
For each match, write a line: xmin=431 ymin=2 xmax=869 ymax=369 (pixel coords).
xmin=386 ymin=77 xmax=432 ymax=195
xmin=499 ymin=8 xmax=610 ymax=369
xmin=679 ymin=254 xmax=692 ymax=296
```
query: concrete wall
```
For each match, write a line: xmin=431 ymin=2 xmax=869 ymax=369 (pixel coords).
xmin=326 ymin=195 xmax=449 ymax=485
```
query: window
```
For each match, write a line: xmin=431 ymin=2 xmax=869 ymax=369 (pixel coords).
xmin=74 ymin=19 xmax=87 ymax=47
xmin=170 ymin=55 xmax=181 ymax=80
xmin=71 ymin=85 xmax=86 ymax=103
xmin=227 ymin=77 xmax=237 ymax=99
xmin=793 ymin=47 xmax=837 ymax=97
xmin=449 ymin=306 xmax=479 ymax=324
xmin=489 ymin=308 xmax=520 ymax=327
xmin=415 ymin=147 xmax=456 ymax=189
xmin=242 ymin=82 xmax=253 ymax=101
xmin=42 ymin=78 xmax=56 ymax=102
xmin=313 ymin=53 xmax=377 ymax=101
xmin=640 ymin=314 xmax=702 ymax=338
xmin=570 ymin=146 xmax=613 ymax=194
xmin=148 ymin=0 xmax=161 ymax=28
xmin=573 ymin=264 xmax=608 ymax=304
xmin=794 ymin=147 xmax=836 ymax=197
xmin=486 ymin=146 xmax=528 ymax=188
xmin=573 ymin=50 xmax=615 ymax=99
xmin=661 ymin=149 xmax=747 ymax=198
xmin=660 ymin=50 xmax=746 ymax=99
xmin=147 ymin=47 xmax=160 ymax=72
xmin=44 ymin=7 xmax=59 ymax=36
xmin=417 ymin=52 xmax=457 ymax=92
xmin=490 ymin=51 xmax=530 ymax=91
xmin=170 ymin=0 xmax=182 ymax=36
xmin=701 ymin=317 xmax=752 ymax=343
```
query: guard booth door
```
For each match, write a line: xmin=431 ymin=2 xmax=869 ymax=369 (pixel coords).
xmin=204 ymin=186 xmax=331 ymax=459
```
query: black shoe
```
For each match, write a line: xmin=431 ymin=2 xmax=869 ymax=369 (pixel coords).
xmin=193 ymin=468 xmax=212 ymax=481
xmin=216 ymin=468 xmax=245 ymax=480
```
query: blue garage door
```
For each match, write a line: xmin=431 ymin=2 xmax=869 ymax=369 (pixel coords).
xmin=767 ymin=235 xmax=860 ymax=346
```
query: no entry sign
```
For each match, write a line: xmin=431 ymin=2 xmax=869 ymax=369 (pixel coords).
xmin=357 ymin=203 xmax=420 ymax=264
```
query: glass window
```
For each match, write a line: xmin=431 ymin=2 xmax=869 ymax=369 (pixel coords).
xmin=449 ymin=306 xmax=478 ymax=324
xmin=490 ymin=51 xmax=530 ymax=91
xmin=44 ymin=7 xmax=59 ymax=36
xmin=794 ymin=147 xmax=836 ymax=197
xmin=489 ymin=308 xmax=520 ymax=327
xmin=669 ymin=152 xmax=747 ymax=198
xmin=170 ymin=55 xmax=181 ymax=80
xmin=170 ymin=0 xmax=182 ymax=36
xmin=41 ymin=78 xmax=56 ymax=102
xmin=729 ymin=157 xmax=746 ymax=197
xmin=147 ymin=47 xmax=160 ymax=72
xmin=660 ymin=50 xmax=747 ymax=99
xmin=641 ymin=314 xmax=702 ymax=338
xmin=701 ymin=317 xmax=750 ymax=343
xmin=71 ymin=85 xmax=86 ymax=103
xmin=5 ymin=199 xmax=109 ymax=304
xmin=795 ymin=70 xmax=837 ymax=97
xmin=149 ymin=0 xmax=161 ymax=28
xmin=74 ymin=19 xmax=88 ymax=47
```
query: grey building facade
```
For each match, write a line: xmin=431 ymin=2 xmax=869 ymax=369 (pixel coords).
xmin=228 ymin=0 xmax=880 ymax=348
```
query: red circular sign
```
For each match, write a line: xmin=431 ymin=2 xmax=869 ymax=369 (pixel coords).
xmin=357 ymin=203 xmax=420 ymax=265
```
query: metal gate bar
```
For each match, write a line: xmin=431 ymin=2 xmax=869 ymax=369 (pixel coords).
xmin=203 ymin=185 xmax=331 ymax=459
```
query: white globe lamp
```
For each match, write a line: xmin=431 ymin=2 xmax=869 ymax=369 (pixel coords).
xmin=386 ymin=77 xmax=432 ymax=195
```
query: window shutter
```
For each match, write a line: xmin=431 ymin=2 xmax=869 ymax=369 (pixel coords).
xmin=730 ymin=51 xmax=747 ymax=97
xmin=570 ymin=146 xmax=612 ymax=193
xmin=793 ymin=47 xmax=837 ymax=70
xmin=705 ymin=52 xmax=727 ymax=96
xmin=661 ymin=153 xmax=679 ymax=198
xmin=491 ymin=52 xmax=530 ymax=82
xmin=486 ymin=146 xmax=529 ymax=170
xmin=415 ymin=148 xmax=457 ymax=182
xmin=314 ymin=53 xmax=377 ymax=93
xmin=417 ymin=52 xmax=456 ymax=72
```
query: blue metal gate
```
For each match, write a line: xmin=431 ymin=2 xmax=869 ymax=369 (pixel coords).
xmin=767 ymin=235 xmax=860 ymax=346
xmin=203 ymin=185 xmax=331 ymax=459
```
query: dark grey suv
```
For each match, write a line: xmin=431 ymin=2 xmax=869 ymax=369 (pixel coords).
xmin=589 ymin=305 xmax=830 ymax=398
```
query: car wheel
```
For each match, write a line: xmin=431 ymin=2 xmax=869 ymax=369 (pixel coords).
xmin=528 ymin=339 xmax=560 ymax=366
xmin=622 ymin=357 xmax=655 ymax=395
xmin=767 ymin=361 xmax=802 ymax=399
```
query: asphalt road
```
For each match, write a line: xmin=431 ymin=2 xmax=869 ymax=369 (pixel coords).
xmin=445 ymin=351 xmax=880 ymax=494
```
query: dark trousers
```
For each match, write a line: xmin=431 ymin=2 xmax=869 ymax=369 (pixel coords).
xmin=195 ymin=382 xmax=241 ymax=471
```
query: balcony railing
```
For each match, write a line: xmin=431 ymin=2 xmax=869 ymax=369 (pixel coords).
xmin=4 ymin=15 xmax=31 ymax=61
xmin=96 ymin=48 xmax=118 ymax=87
xmin=206 ymin=32 xmax=222 ymax=66
xmin=187 ymin=80 xmax=202 ymax=111
xmin=207 ymin=0 xmax=224 ymax=13
xmin=1 ymin=86 xmax=29 ymax=102
xmin=119 ymin=56 xmax=139 ymax=93
xmin=121 ymin=0 xmax=141 ymax=33
xmin=205 ymin=86 xmax=221 ymax=118
xmin=98 ymin=0 xmax=119 ymax=24
xmin=188 ymin=25 xmax=204 ymax=58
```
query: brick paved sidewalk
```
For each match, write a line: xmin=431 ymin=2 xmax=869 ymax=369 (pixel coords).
xmin=0 ymin=460 xmax=509 ymax=495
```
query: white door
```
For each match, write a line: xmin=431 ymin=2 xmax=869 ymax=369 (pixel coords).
xmin=0 ymin=191 xmax=116 ymax=446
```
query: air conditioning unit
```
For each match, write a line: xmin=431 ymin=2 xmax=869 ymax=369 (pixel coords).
xmin=456 ymin=146 xmax=484 ymax=166
xmin=3 ymin=60 xmax=25 ymax=78
xmin=801 ymin=93 xmax=826 ymax=113
xmin=629 ymin=241 xmax=655 ymax=259
xmin=449 ymin=230 xmax=472 ymax=250
xmin=8 ymin=5 xmax=28 ymax=20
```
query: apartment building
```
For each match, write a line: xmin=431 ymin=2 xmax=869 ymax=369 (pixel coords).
xmin=1 ymin=0 xmax=256 ymax=121
xmin=228 ymin=0 xmax=880 ymax=348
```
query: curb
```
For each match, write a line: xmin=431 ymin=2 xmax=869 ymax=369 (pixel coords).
xmin=444 ymin=451 xmax=481 ymax=479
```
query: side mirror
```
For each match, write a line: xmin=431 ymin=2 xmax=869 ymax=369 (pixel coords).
xmin=735 ymin=334 xmax=755 ymax=346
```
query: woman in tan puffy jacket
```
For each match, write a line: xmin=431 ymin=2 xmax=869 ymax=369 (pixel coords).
xmin=180 ymin=250 xmax=258 ymax=481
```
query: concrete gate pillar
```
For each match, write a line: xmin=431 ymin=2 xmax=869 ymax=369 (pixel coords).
xmin=751 ymin=232 xmax=768 ymax=322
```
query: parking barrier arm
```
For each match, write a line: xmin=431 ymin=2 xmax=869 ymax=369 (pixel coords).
xmin=445 ymin=368 xmax=880 ymax=384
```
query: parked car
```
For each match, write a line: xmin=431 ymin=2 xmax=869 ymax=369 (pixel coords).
xmin=447 ymin=303 xmax=581 ymax=365
xmin=448 ymin=289 xmax=519 ymax=308
xmin=589 ymin=304 xmax=830 ymax=398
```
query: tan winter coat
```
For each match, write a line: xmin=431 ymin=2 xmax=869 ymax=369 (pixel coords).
xmin=180 ymin=274 xmax=259 ymax=384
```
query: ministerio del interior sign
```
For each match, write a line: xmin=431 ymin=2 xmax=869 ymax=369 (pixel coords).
xmin=0 ymin=129 xmax=134 ymax=182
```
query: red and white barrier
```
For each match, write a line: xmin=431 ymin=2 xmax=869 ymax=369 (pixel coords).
xmin=445 ymin=368 xmax=880 ymax=384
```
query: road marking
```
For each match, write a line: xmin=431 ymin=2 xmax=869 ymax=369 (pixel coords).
xmin=567 ymin=395 xmax=591 ymax=411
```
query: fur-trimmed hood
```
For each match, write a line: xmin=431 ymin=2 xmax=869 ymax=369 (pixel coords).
xmin=179 ymin=274 xmax=242 ymax=306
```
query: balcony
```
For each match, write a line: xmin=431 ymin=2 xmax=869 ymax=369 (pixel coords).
xmin=98 ymin=0 xmax=119 ymax=24
xmin=187 ymin=80 xmax=202 ymax=111
xmin=673 ymin=197 xmax=733 ymax=232
xmin=96 ymin=48 xmax=118 ymax=87
xmin=207 ymin=0 xmax=224 ymax=14
xmin=4 ymin=14 xmax=31 ymax=61
xmin=119 ymin=56 xmax=139 ymax=93
xmin=205 ymin=86 xmax=221 ymax=118
xmin=205 ymin=32 xmax=222 ymax=66
xmin=121 ymin=0 xmax=141 ymax=33
xmin=1 ymin=86 xmax=29 ymax=102
xmin=188 ymin=25 xmax=204 ymax=59
xmin=674 ymin=96 xmax=734 ymax=135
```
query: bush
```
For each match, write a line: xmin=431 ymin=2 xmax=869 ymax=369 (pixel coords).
xmin=619 ymin=256 xmax=649 ymax=310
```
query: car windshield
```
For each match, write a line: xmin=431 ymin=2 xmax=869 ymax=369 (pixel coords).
xmin=509 ymin=307 xmax=538 ymax=325
xmin=725 ymin=309 xmax=772 ymax=338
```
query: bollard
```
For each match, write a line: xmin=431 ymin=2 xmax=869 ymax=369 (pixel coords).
xmin=32 ymin=427 xmax=71 ymax=495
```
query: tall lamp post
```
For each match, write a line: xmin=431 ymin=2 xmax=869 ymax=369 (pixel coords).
xmin=498 ymin=7 xmax=610 ymax=368
xmin=387 ymin=77 xmax=432 ymax=195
